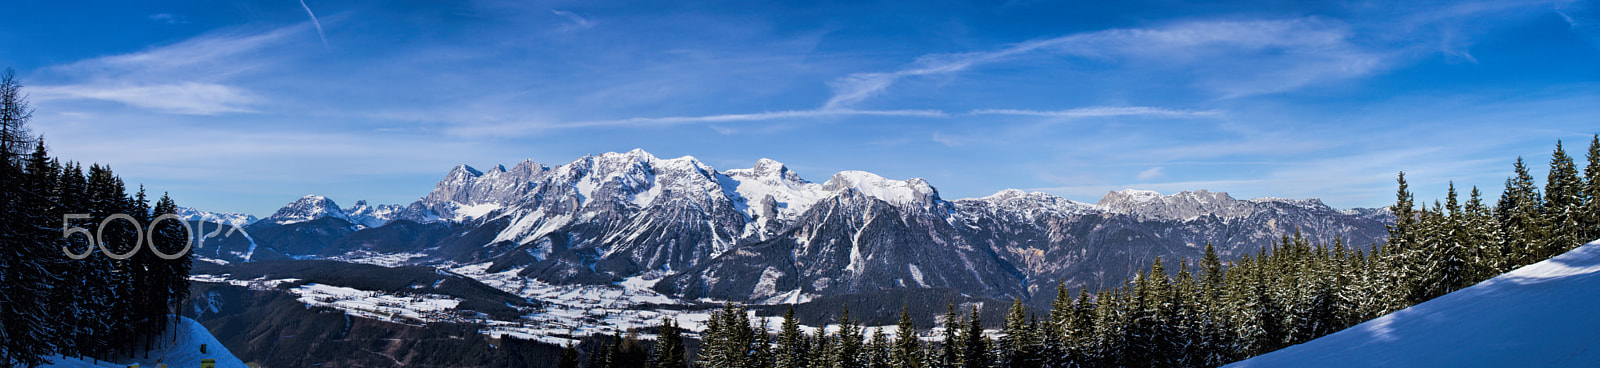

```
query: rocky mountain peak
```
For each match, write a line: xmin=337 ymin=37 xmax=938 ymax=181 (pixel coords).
xmin=1097 ymin=189 xmax=1253 ymax=221
xmin=264 ymin=195 xmax=348 ymax=225
xmin=821 ymin=171 xmax=940 ymax=206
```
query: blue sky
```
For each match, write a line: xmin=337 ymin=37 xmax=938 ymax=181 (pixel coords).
xmin=2 ymin=0 xmax=1597 ymax=216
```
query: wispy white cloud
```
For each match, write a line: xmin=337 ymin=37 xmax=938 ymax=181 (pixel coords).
xmin=52 ymin=25 xmax=302 ymax=76
xmin=299 ymin=0 xmax=330 ymax=48
xmin=31 ymin=83 xmax=259 ymax=115
xmin=148 ymin=13 xmax=188 ymax=25
xmin=824 ymin=18 xmax=1388 ymax=108
xmin=551 ymin=9 xmax=591 ymax=28
xmin=446 ymin=108 xmax=949 ymax=137
xmin=445 ymin=105 xmax=1216 ymax=138
xmin=1555 ymin=3 xmax=1600 ymax=49
xmin=969 ymin=107 xmax=1218 ymax=118
xmin=33 ymin=25 xmax=307 ymax=115
xmin=1136 ymin=166 xmax=1165 ymax=180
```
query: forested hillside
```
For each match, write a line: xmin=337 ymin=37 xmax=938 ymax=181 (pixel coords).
xmin=0 ymin=69 xmax=195 ymax=367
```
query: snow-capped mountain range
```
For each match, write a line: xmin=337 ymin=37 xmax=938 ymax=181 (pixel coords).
xmin=260 ymin=195 xmax=404 ymax=229
xmin=201 ymin=149 xmax=1392 ymax=303
xmin=177 ymin=206 xmax=259 ymax=227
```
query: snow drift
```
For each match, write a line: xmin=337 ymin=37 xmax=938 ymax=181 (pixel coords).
xmin=1228 ymin=238 xmax=1600 ymax=367
xmin=45 ymin=316 xmax=247 ymax=368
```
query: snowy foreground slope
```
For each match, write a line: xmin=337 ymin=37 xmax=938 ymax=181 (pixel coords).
xmin=1229 ymin=239 xmax=1600 ymax=367
xmin=45 ymin=317 xmax=247 ymax=368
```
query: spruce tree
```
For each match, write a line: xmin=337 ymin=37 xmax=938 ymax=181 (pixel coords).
xmin=1583 ymin=135 xmax=1600 ymax=243
xmin=590 ymin=335 xmax=614 ymax=368
xmin=1463 ymin=186 xmax=1502 ymax=280
xmin=864 ymin=327 xmax=891 ymax=368
xmin=809 ymin=331 xmax=834 ymax=368
xmin=699 ymin=304 xmax=734 ymax=368
xmin=997 ymin=299 xmax=1029 ymax=368
xmin=777 ymin=307 xmax=809 ymax=368
xmin=892 ymin=307 xmax=922 ymax=368
xmin=1544 ymin=141 xmax=1586 ymax=254
xmin=651 ymin=318 xmax=687 ymax=368
xmin=560 ymin=343 xmax=581 ymax=368
xmin=151 ymin=193 xmax=192 ymax=339
xmin=938 ymin=304 xmax=962 ymax=368
xmin=959 ymin=306 xmax=988 ymax=368
xmin=1438 ymin=184 xmax=1470 ymax=294
xmin=0 ymin=69 xmax=50 ymax=367
xmin=1066 ymin=288 xmax=1097 ymax=367
xmin=833 ymin=307 xmax=863 ymax=368
xmin=1498 ymin=158 xmax=1547 ymax=268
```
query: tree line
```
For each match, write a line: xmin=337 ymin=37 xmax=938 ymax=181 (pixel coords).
xmin=0 ymin=69 xmax=194 ymax=367
xmin=561 ymin=136 xmax=1600 ymax=368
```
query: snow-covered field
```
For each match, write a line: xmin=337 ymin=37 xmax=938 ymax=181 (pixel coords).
xmin=44 ymin=317 xmax=248 ymax=368
xmin=447 ymin=262 xmax=718 ymax=346
xmin=190 ymin=259 xmax=983 ymax=350
xmin=291 ymin=283 xmax=463 ymax=324
xmin=1229 ymin=239 xmax=1600 ymax=367
xmin=328 ymin=251 xmax=432 ymax=267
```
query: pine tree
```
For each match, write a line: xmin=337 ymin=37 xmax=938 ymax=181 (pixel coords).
xmin=959 ymin=306 xmax=988 ymax=368
xmin=0 ymin=68 xmax=34 ymax=157
xmin=1498 ymin=158 xmax=1547 ymax=268
xmin=939 ymin=304 xmax=962 ymax=368
xmin=1462 ymin=186 xmax=1503 ymax=281
xmin=833 ymin=307 xmax=864 ymax=368
xmin=777 ymin=307 xmax=809 ymax=368
xmin=1544 ymin=141 xmax=1586 ymax=254
xmin=0 ymin=68 xmax=50 ymax=368
xmin=1388 ymin=172 xmax=1418 ymax=256
xmin=614 ymin=330 xmax=650 ymax=368
xmin=1042 ymin=284 xmax=1071 ymax=368
xmin=892 ymin=307 xmax=922 ymax=368
xmin=809 ymin=331 xmax=834 ymax=368
xmin=750 ymin=316 xmax=774 ymax=368
xmin=1171 ymin=261 xmax=1203 ymax=366
xmin=1438 ymin=184 xmax=1470 ymax=294
xmin=864 ymin=327 xmax=891 ymax=368
xmin=590 ymin=335 xmax=615 ymax=368
xmin=152 ymin=193 xmax=191 ymax=341
xmin=997 ymin=299 xmax=1030 ymax=368
xmin=1066 ymin=287 xmax=1097 ymax=367
xmin=560 ymin=343 xmax=581 ymax=368
xmin=1583 ymin=135 xmax=1600 ymax=243
xmin=700 ymin=304 xmax=741 ymax=368
xmin=651 ymin=318 xmax=687 ymax=368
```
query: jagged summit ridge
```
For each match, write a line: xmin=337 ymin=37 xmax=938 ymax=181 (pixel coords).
xmin=402 ymin=149 xmax=951 ymax=226
xmin=176 ymin=206 xmax=259 ymax=227
xmin=1094 ymin=188 xmax=1340 ymax=221
xmin=249 ymin=149 xmax=1392 ymax=303
xmin=264 ymin=195 xmax=348 ymax=225
xmin=260 ymin=195 xmax=402 ymax=228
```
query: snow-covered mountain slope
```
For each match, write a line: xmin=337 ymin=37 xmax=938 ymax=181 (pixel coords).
xmin=345 ymin=200 xmax=404 ymax=228
xmin=1228 ymin=239 xmax=1600 ymax=367
xmin=253 ymin=149 xmax=1391 ymax=302
xmin=259 ymin=195 xmax=402 ymax=228
xmin=177 ymin=206 xmax=259 ymax=227
xmin=262 ymin=195 xmax=349 ymax=225
xmin=1095 ymin=188 xmax=1338 ymax=221
xmin=44 ymin=317 xmax=248 ymax=368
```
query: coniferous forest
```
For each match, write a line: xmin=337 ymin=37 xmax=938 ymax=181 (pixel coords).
xmin=584 ymin=136 xmax=1600 ymax=368
xmin=0 ymin=69 xmax=195 ymax=367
